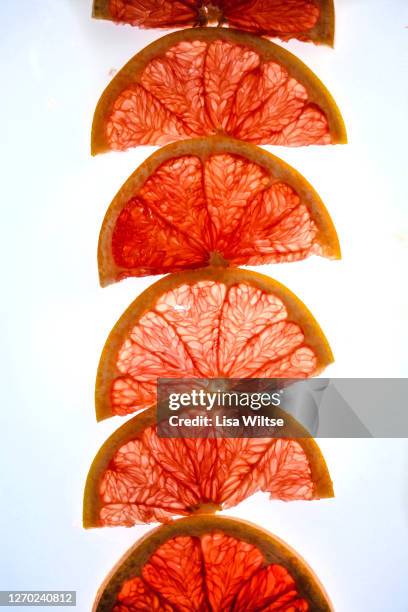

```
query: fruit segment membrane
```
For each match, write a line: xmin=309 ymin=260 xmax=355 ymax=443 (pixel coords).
xmin=92 ymin=27 xmax=346 ymax=154
xmin=102 ymin=37 xmax=334 ymax=150
xmin=110 ymin=151 xmax=327 ymax=278
xmin=109 ymin=281 xmax=321 ymax=416
xmin=104 ymin=0 xmax=326 ymax=45
xmin=98 ymin=425 xmax=322 ymax=526
xmin=114 ymin=153 xmax=321 ymax=270
xmin=94 ymin=516 xmax=333 ymax=610
xmin=113 ymin=532 xmax=309 ymax=610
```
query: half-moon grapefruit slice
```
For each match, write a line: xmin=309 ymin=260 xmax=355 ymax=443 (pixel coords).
xmin=96 ymin=267 xmax=333 ymax=420
xmin=99 ymin=137 xmax=340 ymax=285
xmin=91 ymin=28 xmax=346 ymax=154
xmin=92 ymin=515 xmax=333 ymax=610
xmin=84 ymin=406 xmax=333 ymax=527
xmin=93 ymin=0 xmax=335 ymax=46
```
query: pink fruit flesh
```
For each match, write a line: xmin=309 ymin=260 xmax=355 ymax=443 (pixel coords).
xmin=106 ymin=40 xmax=331 ymax=150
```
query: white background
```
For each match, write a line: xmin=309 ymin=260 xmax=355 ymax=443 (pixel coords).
xmin=1 ymin=0 xmax=408 ymax=610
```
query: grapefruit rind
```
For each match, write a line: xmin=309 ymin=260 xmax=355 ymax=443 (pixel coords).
xmin=98 ymin=136 xmax=341 ymax=286
xmin=92 ymin=515 xmax=333 ymax=611
xmin=92 ymin=0 xmax=335 ymax=47
xmin=83 ymin=405 xmax=334 ymax=529
xmin=96 ymin=267 xmax=334 ymax=421
xmin=91 ymin=28 xmax=346 ymax=155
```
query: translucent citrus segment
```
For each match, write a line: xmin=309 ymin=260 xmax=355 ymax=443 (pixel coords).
xmin=92 ymin=516 xmax=333 ymax=611
xmin=91 ymin=28 xmax=346 ymax=154
xmin=84 ymin=406 xmax=333 ymax=528
xmin=96 ymin=268 xmax=333 ymax=420
xmin=93 ymin=0 xmax=335 ymax=46
xmin=99 ymin=137 xmax=340 ymax=286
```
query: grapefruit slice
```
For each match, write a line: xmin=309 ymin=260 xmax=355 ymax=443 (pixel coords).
xmin=99 ymin=136 xmax=340 ymax=285
xmin=96 ymin=267 xmax=333 ymax=420
xmin=84 ymin=406 xmax=333 ymax=527
xmin=91 ymin=28 xmax=346 ymax=154
xmin=92 ymin=515 xmax=333 ymax=610
xmin=93 ymin=0 xmax=335 ymax=46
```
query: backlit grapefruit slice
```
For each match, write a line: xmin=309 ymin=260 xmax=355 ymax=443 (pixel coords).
xmin=92 ymin=516 xmax=333 ymax=610
xmin=99 ymin=137 xmax=340 ymax=285
xmin=84 ymin=406 xmax=333 ymax=527
xmin=93 ymin=0 xmax=335 ymax=46
xmin=91 ymin=28 xmax=346 ymax=154
xmin=96 ymin=267 xmax=333 ymax=420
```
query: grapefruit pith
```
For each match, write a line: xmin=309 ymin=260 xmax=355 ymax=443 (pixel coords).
xmin=92 ymin=515 xmax=333 ymax=610
xmin=99 ymin=136 xmax=340 ymax=285
xmin=91 ymin=28 xmax=346 ymax=154
xmin=84 ymin=406 xmax=333 ymax=528
xmin=93 ymin=0 xmax=335 ymax=46
xmin=96 ymin=267 xmax=333 ymax=420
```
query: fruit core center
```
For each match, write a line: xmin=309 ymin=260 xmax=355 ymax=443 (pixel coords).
xmin=199 ymin=2 xmax=224 ymax=25
xmin=209 ymin=251 xmax=229 ymax=267
xmin=192 ymin=502 xmax=222 ymax=515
